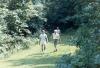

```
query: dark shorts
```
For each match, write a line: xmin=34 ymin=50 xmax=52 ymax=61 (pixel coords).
xmin=54 ymin=39 xmax=58 ymax=46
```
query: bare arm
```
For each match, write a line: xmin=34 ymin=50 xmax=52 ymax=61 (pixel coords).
xmin=46 ymin=37 xmax=48 ymax=43
xmin=46 ymin=35 xmax=48 ymax=43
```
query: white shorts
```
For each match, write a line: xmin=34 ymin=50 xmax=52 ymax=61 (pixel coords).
xmin=40 ymin=41 xmax=47 ymax=45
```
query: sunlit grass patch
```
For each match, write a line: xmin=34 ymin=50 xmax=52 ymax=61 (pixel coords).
xmin=0 ymin=35 xmax=80 ymax=68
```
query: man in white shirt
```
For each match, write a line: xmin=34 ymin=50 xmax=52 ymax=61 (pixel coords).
xmin=39 ymin=30 xmax=48 ymax=52
xmin=52 ymin=30 xmax=60 ymax=52
xmin=54 ymin=27 xmax=61 ymax=34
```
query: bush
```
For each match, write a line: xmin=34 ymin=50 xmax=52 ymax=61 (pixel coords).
xmin=57 ymin=1 xmax=100 ymax=68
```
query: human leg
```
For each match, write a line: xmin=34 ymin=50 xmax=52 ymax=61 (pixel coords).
xmin=54 ymin=39 xmax=58 ymax=52
xmin=43 ymin=44 xmax=46 ymax=51
xmin=41 ymin=44 xmax=43 ymax=52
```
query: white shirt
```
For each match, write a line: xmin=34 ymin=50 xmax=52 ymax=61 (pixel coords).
xmin=39 ymin=33 xmax=47 ymax=42
xmin=53 ymin=33 xmax=60 ymax=39
xmin=54 ymin=29 xmax=60 ymax=34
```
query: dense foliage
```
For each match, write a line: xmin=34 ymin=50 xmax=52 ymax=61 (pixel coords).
xmin=0 ymin=0 xmax=45 ymax=58
xmin=56 ymin=0 xmax=100 ymax=68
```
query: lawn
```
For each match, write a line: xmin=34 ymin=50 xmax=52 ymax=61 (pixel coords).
xmin=0 ymin=42 xmax=79 ymax=68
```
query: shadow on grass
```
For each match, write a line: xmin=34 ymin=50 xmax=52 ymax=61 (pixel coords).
xmin=35 ymin=65 xmax=55 ymax=68
xmin=7 ymin=53 xmax=59 ymax=68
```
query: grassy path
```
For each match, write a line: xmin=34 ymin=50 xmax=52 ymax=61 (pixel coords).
xmin=0 ymin=43 xmax=79 ymax=68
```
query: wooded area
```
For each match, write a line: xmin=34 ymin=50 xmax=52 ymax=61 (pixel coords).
xmin=0 ymin=0 xmax=100 ymax=68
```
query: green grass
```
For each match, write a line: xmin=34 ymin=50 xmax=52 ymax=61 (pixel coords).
xmin=0 ymin=42 xmax=79 ymax=68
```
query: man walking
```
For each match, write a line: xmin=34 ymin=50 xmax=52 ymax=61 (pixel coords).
xmin=52 ymin=30 xmax=60 ymax=52
xmin=39 ymin=30 xmax=48 ymax=52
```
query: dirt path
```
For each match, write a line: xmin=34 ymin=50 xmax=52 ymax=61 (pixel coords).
xmin=0 ymin=43 xmax=79 ymax=68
